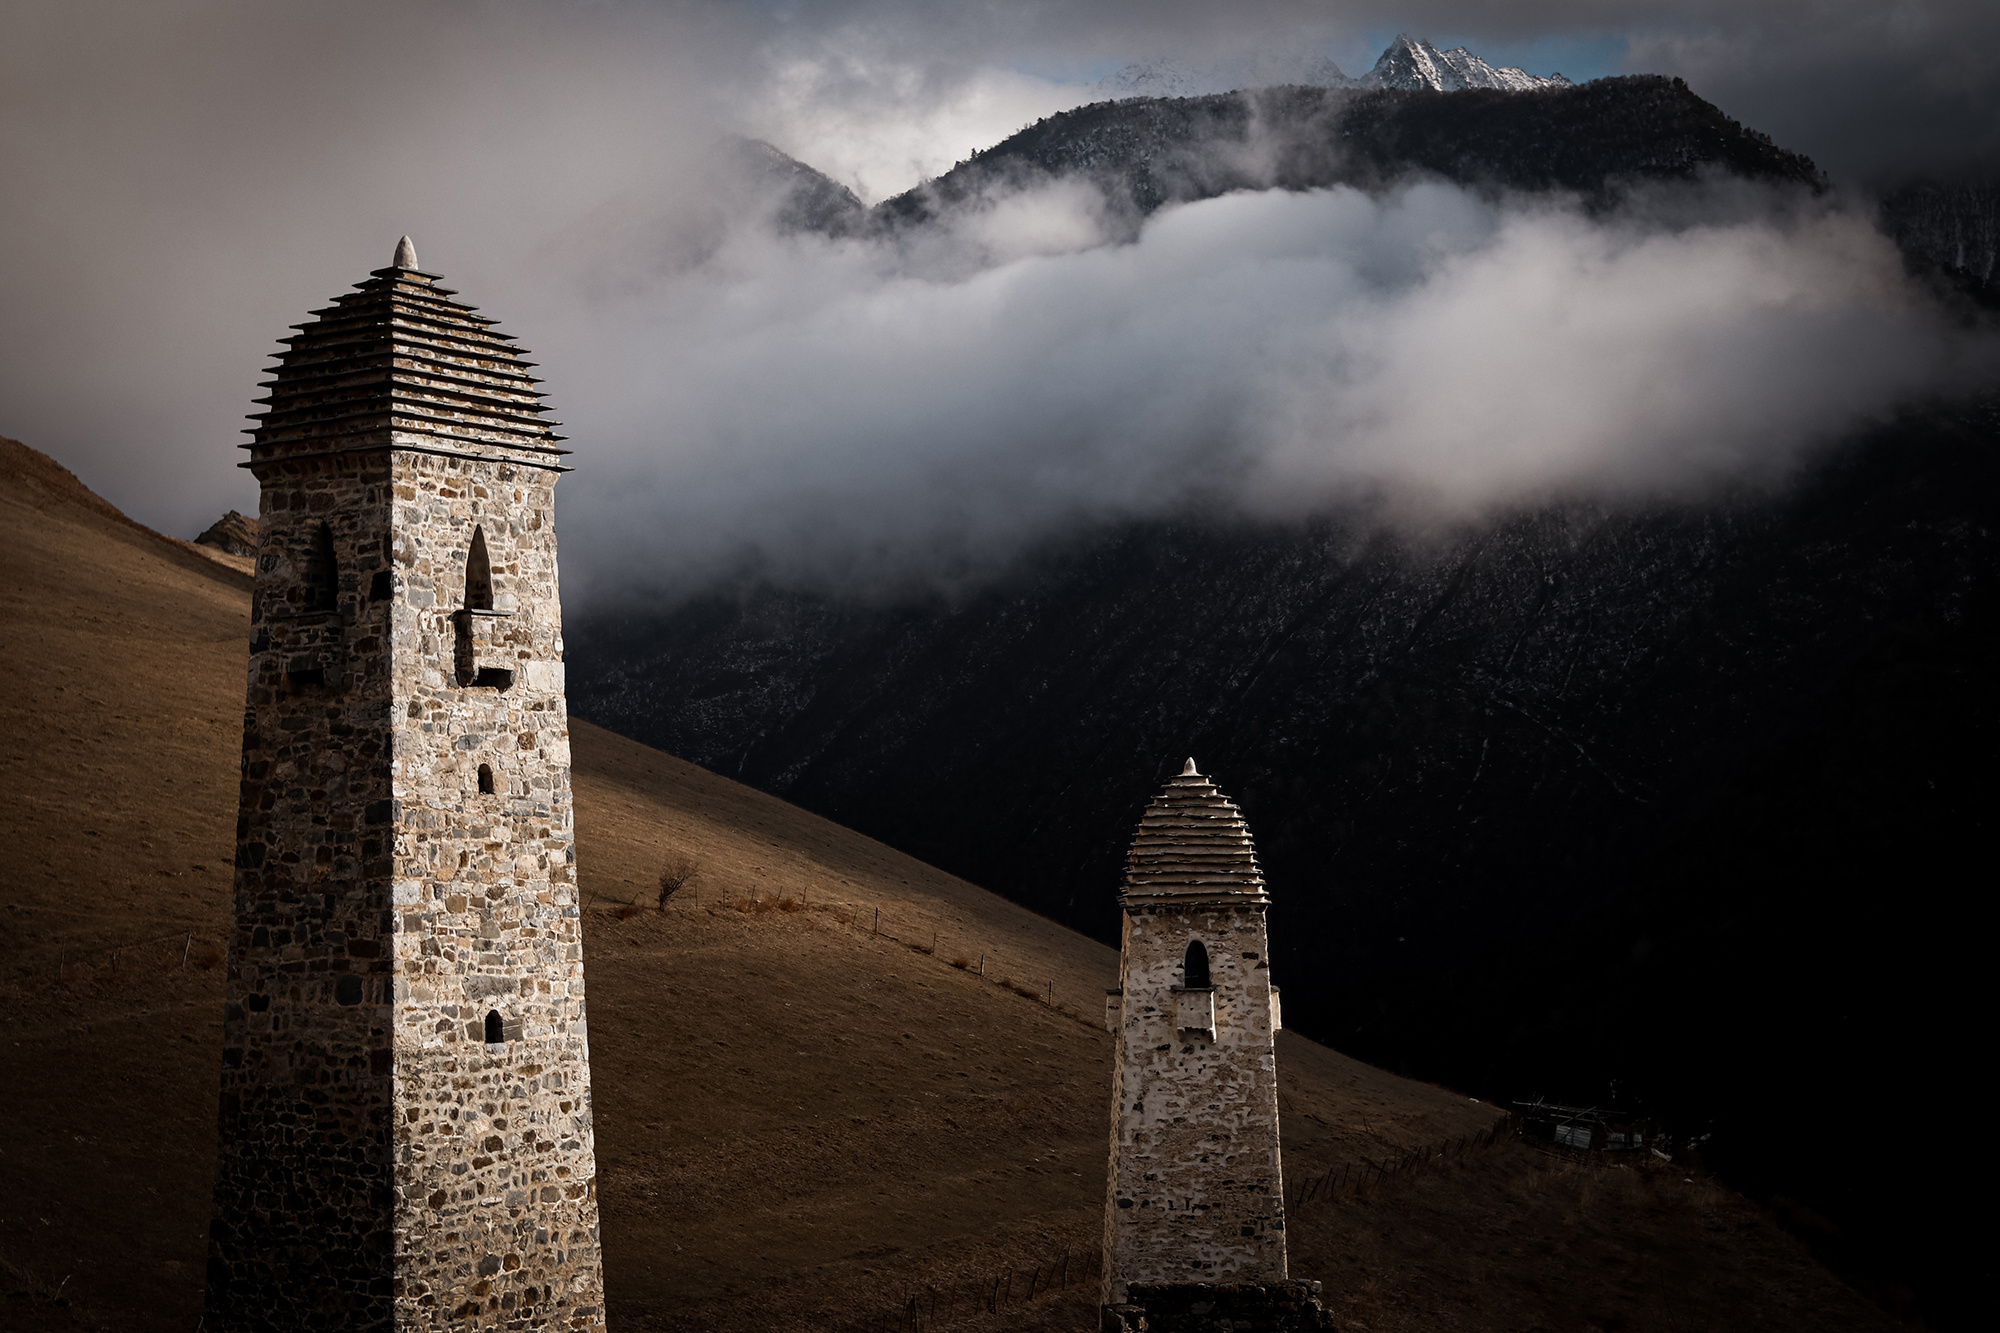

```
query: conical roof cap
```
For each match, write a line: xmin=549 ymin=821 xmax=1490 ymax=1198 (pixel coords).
xmin=1122 ymin=761 xmax=1267 ymax=906
xmin=241 ymin=236 xmax=569 ymax=471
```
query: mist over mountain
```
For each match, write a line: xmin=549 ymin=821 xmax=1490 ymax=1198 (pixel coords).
xmin=725 ymin=136 xmax=869 ymax=237
xmin=569 ymin=68 xmax=1999 ymax=1327
xmin=554 ymin=68 xmax=1982 ymax=610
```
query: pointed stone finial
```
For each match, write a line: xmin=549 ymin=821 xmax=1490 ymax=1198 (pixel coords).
xmin=1181 ymin=758 xmax=1198 ymax=776
xmin=393 ymin=235 xmax=418 ymax=269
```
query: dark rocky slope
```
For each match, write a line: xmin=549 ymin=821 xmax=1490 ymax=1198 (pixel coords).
xmin=572 ymin=398 xmax=1999 ymax=1327
xmin=1878 ymin=177 xmax=2000 ymax=307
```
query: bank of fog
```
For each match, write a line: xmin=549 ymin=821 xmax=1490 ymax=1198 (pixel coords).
xmin=554 ymin=178 xmax=1982 ymax=598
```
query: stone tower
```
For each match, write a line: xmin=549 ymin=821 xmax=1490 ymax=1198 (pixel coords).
xmin=205 ymin=238 xmax=606 ymax=1332
xmin=1102 ymin=760 xmax=1287 ymax=1307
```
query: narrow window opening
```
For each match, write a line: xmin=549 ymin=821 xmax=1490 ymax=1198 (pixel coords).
xmin=485 ymin=1010 xmax=504 ymax=1045
xmin=472 ymin=667 xmax=514 ymax=690
xmin=285 ymin=665 xmax=326 ymax=691
xmin=303 ymin=522 xmax=339 ymax=612
xmin=465 ymin=526 xmax=493 ymax=611
xmin=1183 ymin=939 xmax=1211 ymax=989
xmin=368 ymin=570 xmax=392 ymax=601
xmin=477 ymin=763 xmax=495 ymax=795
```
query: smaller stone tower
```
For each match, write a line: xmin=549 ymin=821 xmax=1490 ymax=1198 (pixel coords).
xmin=1101 ymin=760 xmax=1287 ymax=1305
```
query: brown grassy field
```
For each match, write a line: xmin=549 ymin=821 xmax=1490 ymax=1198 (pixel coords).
xmin=0 ymin=434 xmax=1899 ymax=1331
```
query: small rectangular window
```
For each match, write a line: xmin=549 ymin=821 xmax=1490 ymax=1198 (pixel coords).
xmin=472 ymin=667 xmax=514 ymax=690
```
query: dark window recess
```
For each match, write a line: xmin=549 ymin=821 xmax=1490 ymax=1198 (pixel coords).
xmin=473 ymin=667 xmax=514 ymax=690
xmin=285 ymin=666 xmax=326 ymax=690
xmin=303 ymin=522 xmax=340 ymax=611
xmin=485 ymin=1010 xmax=504 ymax=1044
xmin=369 ymin=570 xmax=393 ymax=601
xmin=478 ymin=764 xmax=495 ymax=795
xmin=1183 ymin=939 xmax=1211 ymax=989
xmin=465 ymin=526 xmax=494 ymax=611
xmin=335 ymin=975 xmax=363 ymax=1006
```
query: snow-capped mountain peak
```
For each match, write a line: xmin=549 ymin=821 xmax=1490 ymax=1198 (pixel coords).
xmin=1094 ymin=34 xmax=1570 ymax=101
xmin=1364 ymin=33 xmax=1572 ymax=93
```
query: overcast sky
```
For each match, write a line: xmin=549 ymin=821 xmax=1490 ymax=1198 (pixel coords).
xmin=1 ymin=1 xmax=1994 ymax=597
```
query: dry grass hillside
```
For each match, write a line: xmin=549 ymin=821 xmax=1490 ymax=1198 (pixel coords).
xmin=1 ymin=435 xmax=1897 ymax=1332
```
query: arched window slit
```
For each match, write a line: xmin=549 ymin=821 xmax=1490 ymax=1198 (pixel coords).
xmin=303 ymin=522 xmax=339 ymax=611
xmin=485 ymin=1010 xmax=504 ymax=1045
xmin=1183 ymin=939 xmax=1211 ymax=989
xmin=478 ymin=763 xmax=495 ymax=795
xmin=465 ymin=526 xmax=493 ymax=611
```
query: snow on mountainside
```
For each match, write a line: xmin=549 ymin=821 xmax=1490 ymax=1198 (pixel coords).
xmin=1366 ymin=32 xmax=1572 ymax=92
xmin=1096 ymin=51 xmax=1352 ymax=99
xmin=1096 ymin=33 xmax=1570 ymax=100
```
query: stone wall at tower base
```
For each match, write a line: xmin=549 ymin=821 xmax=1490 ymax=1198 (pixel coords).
xmin=1103 ymin=1281 xmax=1335 ymax=1333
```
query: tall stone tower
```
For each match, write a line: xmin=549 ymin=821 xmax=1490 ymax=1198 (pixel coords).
xmin=1102 ymin=760 xmax=1288 ymax=1308
xmin=205 ymin=238 xmax=607 ymax=1332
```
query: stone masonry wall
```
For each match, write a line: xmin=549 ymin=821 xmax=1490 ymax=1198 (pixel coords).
xmin=210 ymin=452 xmax=404 ymax=1328
xmin=1102 ymin=901 xmax=1285 ymax=1305
xmin=385 ymin=450 xmax=603 ymax=1330
xmin=209 ymin=446 xmax=604 ymax=1332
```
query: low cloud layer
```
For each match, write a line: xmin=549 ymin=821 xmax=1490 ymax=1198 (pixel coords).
xmin=1 ymin=1 xmax=1994 ymax=601
xmin=555 ymin=178 xmax=1984 ymax=598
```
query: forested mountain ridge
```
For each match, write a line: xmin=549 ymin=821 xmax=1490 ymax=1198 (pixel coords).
xmin=873 ymin=75 xmax=1823 ymax=232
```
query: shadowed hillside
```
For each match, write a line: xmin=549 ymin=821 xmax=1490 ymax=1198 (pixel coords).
xmin=569 ymin=394 xmax=2000 ymax=1326
xmin=0 ymin=435 xmax=1896 ymax=1331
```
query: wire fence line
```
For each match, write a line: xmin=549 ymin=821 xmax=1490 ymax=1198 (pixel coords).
xmin=638 ymin=885 xmax=1110 ymax=1035
xmin=9 ymin=927 xmax=227 ymax=980
xmin=1285 ymin=1114 xmax=1519 ymax=1212
xmin=844 ymin=1246 xmax=1099 ymax=1333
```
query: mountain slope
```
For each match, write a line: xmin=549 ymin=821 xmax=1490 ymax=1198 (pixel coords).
xmin=0 ymin=434 xmax=1899 ymax=1332
xmin=873 ymin=74 xmax=1820 ymax=232
xmin=568 ymin=394 xmax=2000 ymax=1327
xmin=723 ymin=135 xmax=868 ymax=236
xmin=1878 ymin=177 xmax=2000 ymax=307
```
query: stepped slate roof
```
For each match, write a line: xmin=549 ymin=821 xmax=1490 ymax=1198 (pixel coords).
xmin=242 ymin=237 xmax=568 ymax=470
xmin=1122 ymin=760 xmax=1269 ymax=906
